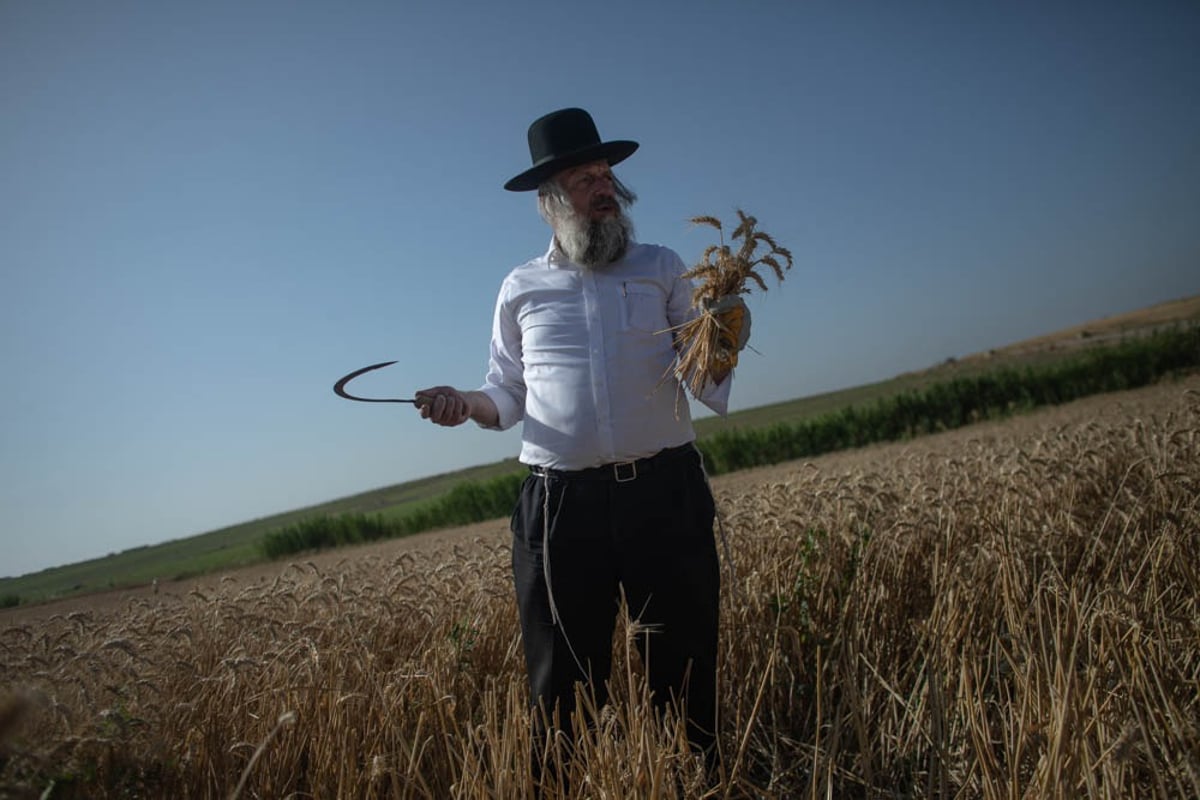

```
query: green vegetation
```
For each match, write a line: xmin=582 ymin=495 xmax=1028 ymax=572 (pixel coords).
xmin=0 ymin=536 xmax=264 ymax=608
xmin=3 ymin=320 xmax=1196 ymax=604
xmin=259 ymin=473 xmax=525 ymax=558
xmin=699 ymin=325 xmax=1199 ymax=474
xmin=0 ymin=459 xmax=522 ymax=606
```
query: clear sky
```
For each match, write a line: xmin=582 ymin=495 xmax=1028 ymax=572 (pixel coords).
xmin=3 ymin=1 xmax=1198 ymax=578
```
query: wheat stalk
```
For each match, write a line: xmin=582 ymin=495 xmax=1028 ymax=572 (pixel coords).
xmin=672 ymin=210 xmax=793 ymax=395
xmin=4 ymin=380 xmax=1198 ymax=797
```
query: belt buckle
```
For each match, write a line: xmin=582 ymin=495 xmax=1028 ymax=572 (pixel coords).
xmin=613 ymin=461 xmax=637 ymax=482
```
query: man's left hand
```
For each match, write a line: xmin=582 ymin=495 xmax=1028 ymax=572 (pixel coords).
xmin=704 ymin=295 xmax=751 ymax=370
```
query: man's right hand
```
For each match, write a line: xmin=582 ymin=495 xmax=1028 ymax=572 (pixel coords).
xmin=415 ymin=386 xmax=472 ymax=427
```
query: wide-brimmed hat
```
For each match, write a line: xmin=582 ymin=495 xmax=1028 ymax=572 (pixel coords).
xmin=504 ymin=107 xmax=639 ymax=192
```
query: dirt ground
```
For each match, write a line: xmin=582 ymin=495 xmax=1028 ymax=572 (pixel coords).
xmin=4 ymin=374 xmax=1195 ymax=626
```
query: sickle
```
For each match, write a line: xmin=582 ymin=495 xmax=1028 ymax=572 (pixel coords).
xmin=332 ymin=361 xmax=420 ymax=404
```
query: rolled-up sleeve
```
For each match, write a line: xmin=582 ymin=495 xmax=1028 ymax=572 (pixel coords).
xmin=477 ymin=280 xmax=526 ymax=430
xmin=694 ymin=367 xmax=732 ymax=415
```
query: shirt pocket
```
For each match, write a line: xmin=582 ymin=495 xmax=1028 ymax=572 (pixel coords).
xmin=621 ymin=281 xmax=667 ymax=334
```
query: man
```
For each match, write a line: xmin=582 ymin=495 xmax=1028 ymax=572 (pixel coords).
xmin=415 ymin=108 xmax=748 ymax=772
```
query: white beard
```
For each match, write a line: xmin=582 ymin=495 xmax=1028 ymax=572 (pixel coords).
xmin=554 ymin=209 xmax=634 ymax=269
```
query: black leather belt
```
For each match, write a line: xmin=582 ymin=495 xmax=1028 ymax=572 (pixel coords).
xmin=529 ymin=442 xmax=696 ymax=483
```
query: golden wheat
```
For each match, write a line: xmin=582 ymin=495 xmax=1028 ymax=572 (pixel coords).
xmin=1 ymin=379 xmax=1197 ymax=797
xmin=671 ymin=210 xmax=793 ymax=396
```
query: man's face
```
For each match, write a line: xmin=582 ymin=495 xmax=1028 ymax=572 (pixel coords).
xmin=541 ymin=159 xmax=634 ymax=268
xmin=558 ymin=160 xmax=619 ymax=221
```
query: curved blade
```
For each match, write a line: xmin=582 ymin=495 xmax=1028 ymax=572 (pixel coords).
xmin=333 ymin=361 xmax=417 ymax=403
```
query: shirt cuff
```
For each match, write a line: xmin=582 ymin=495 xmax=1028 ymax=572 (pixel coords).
xmin=477 ymin=384 xmax=523 ymax=431
xmin=696 ymin=369 xmax=733 ymax=415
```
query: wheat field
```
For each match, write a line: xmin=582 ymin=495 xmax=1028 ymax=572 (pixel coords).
xmin=2 ymin=377 xmax=1198 ymax=798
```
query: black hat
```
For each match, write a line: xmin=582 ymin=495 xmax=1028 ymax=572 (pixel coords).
xmin=504 ymin=108 xmax=639 ymax=192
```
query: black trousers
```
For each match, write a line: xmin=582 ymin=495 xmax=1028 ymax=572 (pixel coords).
xmin=510 ymin=444 xmax=720 ymax=759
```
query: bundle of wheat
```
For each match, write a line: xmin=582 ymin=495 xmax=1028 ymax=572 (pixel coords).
xmin=672 ymin=210 xmax=792 ymax=395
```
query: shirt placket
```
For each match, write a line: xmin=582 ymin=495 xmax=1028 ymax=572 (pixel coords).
xmin=580 ymin=269 xmax=615 ymax=459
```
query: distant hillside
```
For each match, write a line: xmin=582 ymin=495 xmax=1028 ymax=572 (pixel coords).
xmin=943 ymin=294 xmax=1200 ymax=367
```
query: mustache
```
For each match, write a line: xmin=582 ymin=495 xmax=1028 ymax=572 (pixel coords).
xmin=590 ymin=193 xmax=618 ymax=211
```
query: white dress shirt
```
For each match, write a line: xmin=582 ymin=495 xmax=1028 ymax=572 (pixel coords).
xmin=478 ymin=239 xmax=733 ymax=470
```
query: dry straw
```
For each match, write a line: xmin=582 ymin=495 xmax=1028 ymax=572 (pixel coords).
xmin=3 ymin=380 xmax=1199 ymax=797
xmin=672 ymin=210 xmax=793 ymax=395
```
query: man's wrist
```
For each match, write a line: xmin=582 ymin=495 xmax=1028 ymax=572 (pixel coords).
xmin=465 ymin=390 xmax=500 ymax=427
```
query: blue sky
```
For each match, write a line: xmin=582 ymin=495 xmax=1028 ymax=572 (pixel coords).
xmin=3 ymin=1 xmax=1198 ymax=577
